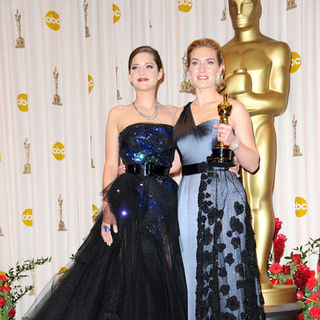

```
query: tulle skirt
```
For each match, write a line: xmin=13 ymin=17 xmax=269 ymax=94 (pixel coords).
xmin=23 ymin=173 xmax=187 ymax=320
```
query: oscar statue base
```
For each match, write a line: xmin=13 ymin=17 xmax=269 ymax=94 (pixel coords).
xmin=263 ymin=284 xmax=297 ymax=305
xmin=207 ymin=145 xmax=234 ymax=168
xmin=262 ymin=285 xmax=301 ymax=319
xmin=264 ymin=302 xmax=301 ymax=320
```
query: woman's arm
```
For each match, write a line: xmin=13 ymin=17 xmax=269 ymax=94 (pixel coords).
xmin=101 ymin=107 xmax=121 ymax=245
xmin=170 ymin=150 xmax=182 ymax=175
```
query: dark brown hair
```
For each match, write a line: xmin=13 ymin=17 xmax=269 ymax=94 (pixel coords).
xmin=128 ymin=46 xmax=163 ymax=71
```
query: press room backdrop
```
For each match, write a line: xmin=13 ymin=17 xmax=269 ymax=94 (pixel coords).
xmin=0 ymin=0 xmax=319 ymax=317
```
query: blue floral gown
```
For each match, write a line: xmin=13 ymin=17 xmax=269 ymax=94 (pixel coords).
xmin=175 ymin=103 xmax=265 ymax=320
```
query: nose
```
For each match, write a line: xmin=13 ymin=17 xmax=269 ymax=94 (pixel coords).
xmin=236 ymin=3 xmax=241 ymax=15
xmin=139 ymin=67 xmax=145 ymax=75
xmin=199 ymin=62 xmax=206 ymax=73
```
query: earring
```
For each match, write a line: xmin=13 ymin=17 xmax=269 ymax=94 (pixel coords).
xmin=215 ymin=74 xmax=221 ymax=87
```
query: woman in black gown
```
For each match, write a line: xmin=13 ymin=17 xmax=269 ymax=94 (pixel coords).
xmin=23 ymin=46 xmax=187 ymax=320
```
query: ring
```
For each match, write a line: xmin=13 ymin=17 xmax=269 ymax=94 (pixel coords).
xmin=104 ymin=226 xmax=110 ymax=233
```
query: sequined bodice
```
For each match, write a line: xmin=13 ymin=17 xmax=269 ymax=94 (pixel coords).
xmin=119 ymin=123 xmax=175 ymax=166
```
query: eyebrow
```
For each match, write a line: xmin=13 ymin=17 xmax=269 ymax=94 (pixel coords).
xmin=131 ymin=61 xmax=156 ymax=66
xmin=191 ymin=57 xmax=215 ymax=61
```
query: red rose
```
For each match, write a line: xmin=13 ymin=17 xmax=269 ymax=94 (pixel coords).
xmin=2 ymin=285 xmax=10 ymax=292
xmin=309 ymin=306 xmax=320 ymax=318
xmin=296 ymin=290 xmax=304 ymax=300
xmin=8 ymin=308 xmax=16 ymax=318
xmin=284 ymin=279 xmax=293 ymax=285
xmin=0 ymin=286 xmax=4 ymax=291
xmin=292 ymin=254 xmax=302 ymax=264
xmin=269 ymin=263 xmax=283 ymax=274
xmin=306 ymin=292 xmax=320 ymax=304
xmin=0 ymin=297 xmax=7 ymax=307
xmin=309 ymin=270 xmax=316 ymax=278
xmin=0 ymin=274 xmax=7 ymax=282
xmin=298 ymin=314 xmax=304 ymax=320
xmin=306 ymin=276 xmax=318 ymax=290
xmin=283 ymin=265 xmax=291 ymax=275
xmin=270 ymin=278 xmax=280 ymax=285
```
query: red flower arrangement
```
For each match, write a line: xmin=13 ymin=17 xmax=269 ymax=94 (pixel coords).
xmin=0 ymin=273 xmax=15 ymax=319
xmin=268 ymin=218 xmax=320 ymax=320
xmin=0 ymin=257 xmax=51 ymax=319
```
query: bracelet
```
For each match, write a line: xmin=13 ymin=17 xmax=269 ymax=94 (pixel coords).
xmin=230 ymin=136 xmax=240 ymax=151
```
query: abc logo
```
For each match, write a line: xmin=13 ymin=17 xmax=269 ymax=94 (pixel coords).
xmin=290 ymin=52 xmax=302 ymax=73
xmin=295 ymin=196 xmax=307 ymax=217
xmin=113 ymin=4 xmax=121 ymax=24
xmin=22 ymin=208 xmax=33 ymax=226
xmin=92 ymin=204 xmax=99 ymax=222
xmin=17 ymin=93 xmax=28 ymax=112
xmin=88 ymin=75 xmax=94 ymax=93
xmin=178 ymin=0 xmax=193 ymax=12
xmin=52 ymin=142 xmax=65 ymax=160
xmin=45 ymin=11 xmax=60 ymax=31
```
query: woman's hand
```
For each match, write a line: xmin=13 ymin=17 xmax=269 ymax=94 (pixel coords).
xmin=118 ymin=163 xmax=126 ymax=175
xmin=101 ymin=203 xmax=118 ymax=246
xmin=214 ymin=123 xmax=238 ymax=147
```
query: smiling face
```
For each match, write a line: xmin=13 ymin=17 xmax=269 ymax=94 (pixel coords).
xmin=228 ymin=0 xmax=261 ymax=31
xmin=128 ymin=52 xmax=163 ymax=91
xmin=188 ymin=46 xmax=223 ymax=90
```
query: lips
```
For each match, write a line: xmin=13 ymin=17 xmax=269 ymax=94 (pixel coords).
xmin=138 ymin=77 xmax=149 ymax=82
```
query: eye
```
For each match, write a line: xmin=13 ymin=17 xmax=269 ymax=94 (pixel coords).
xmin=131 ymin=65 xmax=139 ymax=71
xmin=191 ymin=60 xmax=199 ymax=66
xmin=207 ymin=60 xmax=214 ymax=65
xmin=146 ymin=64 xmax=154 ymax=69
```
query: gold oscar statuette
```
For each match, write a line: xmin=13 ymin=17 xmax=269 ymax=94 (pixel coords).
xmin=83 ymin=0 xmax=90 ymax=38
xmin=23 ymin=137 xmax=31 ymax=174
xmin=0 ymin=227 xmax=4 ymax=237
xmin=90 ymin=134 xmax=95 ymax=168
xmin=207 ymin=94 xmax=235 ymax=167
xmin=287 ymin=0 xmax=297 ymax=10
xmin=53 ymin=67 xmax=63 ymax=106
xmin=223 ymin=0 xmax=295 ymax=306
xmin=292 ymin=115 xmax=303 ymax=157
xmin=116 ymin=66 xmax=122 ymax=100
xmin=15 ymin=9 xmax=25 ymax=48
xmin=180 ymin=53 xmax=195 ymax=94
xmin=58 ymin=195 xmax=67 ymax=231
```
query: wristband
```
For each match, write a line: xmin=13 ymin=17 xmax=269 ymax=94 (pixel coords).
xmin=230 ymin=136 xmax=240 ymax=151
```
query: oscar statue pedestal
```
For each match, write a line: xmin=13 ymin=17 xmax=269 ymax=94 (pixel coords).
xmin=263 ymin=285 xmax=301 ymax=319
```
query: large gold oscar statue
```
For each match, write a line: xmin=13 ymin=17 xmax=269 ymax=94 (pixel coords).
xmin=222 ymin=0 xmax=294 ymax=305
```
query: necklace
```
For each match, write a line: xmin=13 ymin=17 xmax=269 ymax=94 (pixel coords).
xmin=132 ymin=101 xmax=159 ymax=120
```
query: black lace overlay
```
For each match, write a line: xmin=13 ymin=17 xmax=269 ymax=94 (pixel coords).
xmin=196 ymin=168 xmax=265 ymax=320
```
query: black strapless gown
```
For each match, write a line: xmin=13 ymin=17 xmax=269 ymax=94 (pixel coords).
xmin=23 ymin=123 xmax=187 ymax=320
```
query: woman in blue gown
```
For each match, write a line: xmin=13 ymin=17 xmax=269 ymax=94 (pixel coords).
xmin=23 ymin=46 xmax=187 ymax=320
xmin=174 ymin=38 xmax=265 ymax=319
